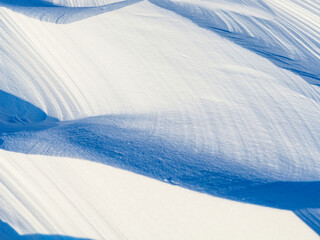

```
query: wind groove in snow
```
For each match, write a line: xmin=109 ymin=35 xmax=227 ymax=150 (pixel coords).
xmin=0 ymin=0 xmax=141 ymax=24
xmin=0 ymin=0 xmax=320 ymax=211
xmin=149 ymin=0 xmax=320 ymax=85
xmin=0 ymin=0 xmax=320 ymax=238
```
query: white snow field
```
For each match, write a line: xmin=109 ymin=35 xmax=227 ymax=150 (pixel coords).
xmin=0 ymin=150 xmax=318 ymax=240
xmin=0 ymin=0 xmax=319 ymax=239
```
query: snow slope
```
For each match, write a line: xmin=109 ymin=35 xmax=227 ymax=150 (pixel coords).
xmin=0 ymin=150 xmax=318 ymax=240
xmin=0 ymin=0 xmax=319 ymax=238
xmin=151 ymin=0 xmax=320 ymax=84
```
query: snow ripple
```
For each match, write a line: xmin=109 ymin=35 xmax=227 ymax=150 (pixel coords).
xmin=0 ymin=0 xmax=141 ymax=24
xmin=149 ymin=0 xmax=320 ymax=85
xmin=0 ymin=0 xmax=320 ymax=237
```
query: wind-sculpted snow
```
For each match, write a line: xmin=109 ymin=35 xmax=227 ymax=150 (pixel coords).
xmin=0 ymin=0 xmax=55 ymax=7
xmin=150 ymin=0 xmax=320 ymax=85
xmin=0 ymin=220 xmax=91 ymax=240
xmin=2 ymin=113 xmax=320 ymax=210
xmin=0 ymin=0 xmax=320 ymax=238
xmin=0 ymin=0 xmax=141 ymax=23
xmin=0 ymin=90 xmax=58 ymax=133
xmin=295 ymin=208 xmax=320 ymax=236
xmin=0 ymin=151 xmax=317 ymax=239
xmin=48 ymin=0 xmax=122 ymax=7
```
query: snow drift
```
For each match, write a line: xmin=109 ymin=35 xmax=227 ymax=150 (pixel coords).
xmin=0 ymin=0 xmax=319 ymax=238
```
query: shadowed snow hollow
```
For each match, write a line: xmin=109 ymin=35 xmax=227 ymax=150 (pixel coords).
xmin=0 ymin=0 xmax=319 ymax=239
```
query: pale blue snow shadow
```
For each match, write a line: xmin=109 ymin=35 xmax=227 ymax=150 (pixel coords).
xmin=295 ymin=209 xmax=320 ymax=237
xmin=1 ymin=90 xmax=320 ymax=235
xmin=0 ymin=0 xmax=55 ymax=7
xmin=2 ymin=112 xmax=320 ymax=210
xmin=0 ymin=0 xmax=142 ymax=24
xmin=0 ymin=90 xmax=58 ymax=133
xmin=0 ymin=219 xmax=91 ymax=240
xmin=149 ymin=0 xmax=320 ymax=85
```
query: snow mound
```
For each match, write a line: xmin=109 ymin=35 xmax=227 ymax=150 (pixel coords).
xmin=0 ymin=150 xmax=318 ymax=239
xmin=0 ymin=0 xmax=320 ymax=238
xmin=0 ymin=90 xmax=57 ymax=133
xmin=150 ymin=0 xmax=320 ymax=85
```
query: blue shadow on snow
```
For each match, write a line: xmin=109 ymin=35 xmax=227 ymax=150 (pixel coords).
xmin=0 ymin=89 xmax=58 ymax=133
xmin=1 ymin=91 xmax=320 ymax=235
xmin=0 ymin=219 xmax=91 ymax=240
xmin=149 ymin=0 xmax=320 ymax=85
xmin=0 ymin=0 xmax=142 ymax=24
xmin=2 ymin=111 xmax=320 ymax=235
xmin=0 ymin=0 xmax=319 ymax=234
xmin=0 ymin=0 xmax=55 ymax=7
xmin=0 ymin=91 xmax=320 ymax=211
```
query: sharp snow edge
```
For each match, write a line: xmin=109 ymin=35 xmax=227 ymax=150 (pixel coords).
xmin=0 ymin=0 xmax=319 ymax=238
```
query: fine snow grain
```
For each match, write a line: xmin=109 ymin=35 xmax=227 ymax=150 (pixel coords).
xmin=0 ymin=0 xmax=319 ymax=239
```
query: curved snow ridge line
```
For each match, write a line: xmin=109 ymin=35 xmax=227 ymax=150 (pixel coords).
xmin=0 ymin=0 xmax=124 ymax=7
xmin=0 ymin=90 xmax=58 ymax=134
xmin=0 ymin=150 xmax=318 ymax=240
xmin=2 ymin=113 xmax=320 ymax=211
xmin=0 ymin=10 xmax=91 ymax=120
xmin=149 ymin=0 xmax=320 ymax=84
xmin=295 ymin=208 xmax=320 ymax=236
xmin=0 ymin=0 xmax=320 ymax=210
xmin=48 ymin=0 xmax=122 ymax=7
xmin=0 ymin=152 xmax=119 ymax=239
xmin=0 ymin=0 xmax=142 ymax=24
xmin=0 ymin=0 xmax=320 ymax=235
xmin=0 ymin=0 xmax=319 ymax=188
xmin=170 ymin=0 xmax=275 ymax=20
xmin=0 ymin=1 xmax=171 ymax=123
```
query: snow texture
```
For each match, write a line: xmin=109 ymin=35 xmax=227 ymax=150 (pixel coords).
xmin=0 ymin=0 xmax=319 ymax=239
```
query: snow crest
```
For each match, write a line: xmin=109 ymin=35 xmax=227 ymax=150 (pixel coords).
xmin=0 ymin=0 xmax=319 ymax=238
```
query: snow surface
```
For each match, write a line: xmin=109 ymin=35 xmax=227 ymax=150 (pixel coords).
xmin=0 ymin=0 xmax=319 ymax=239
xmin=0 ymin=150 xmax=318 ymax=240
